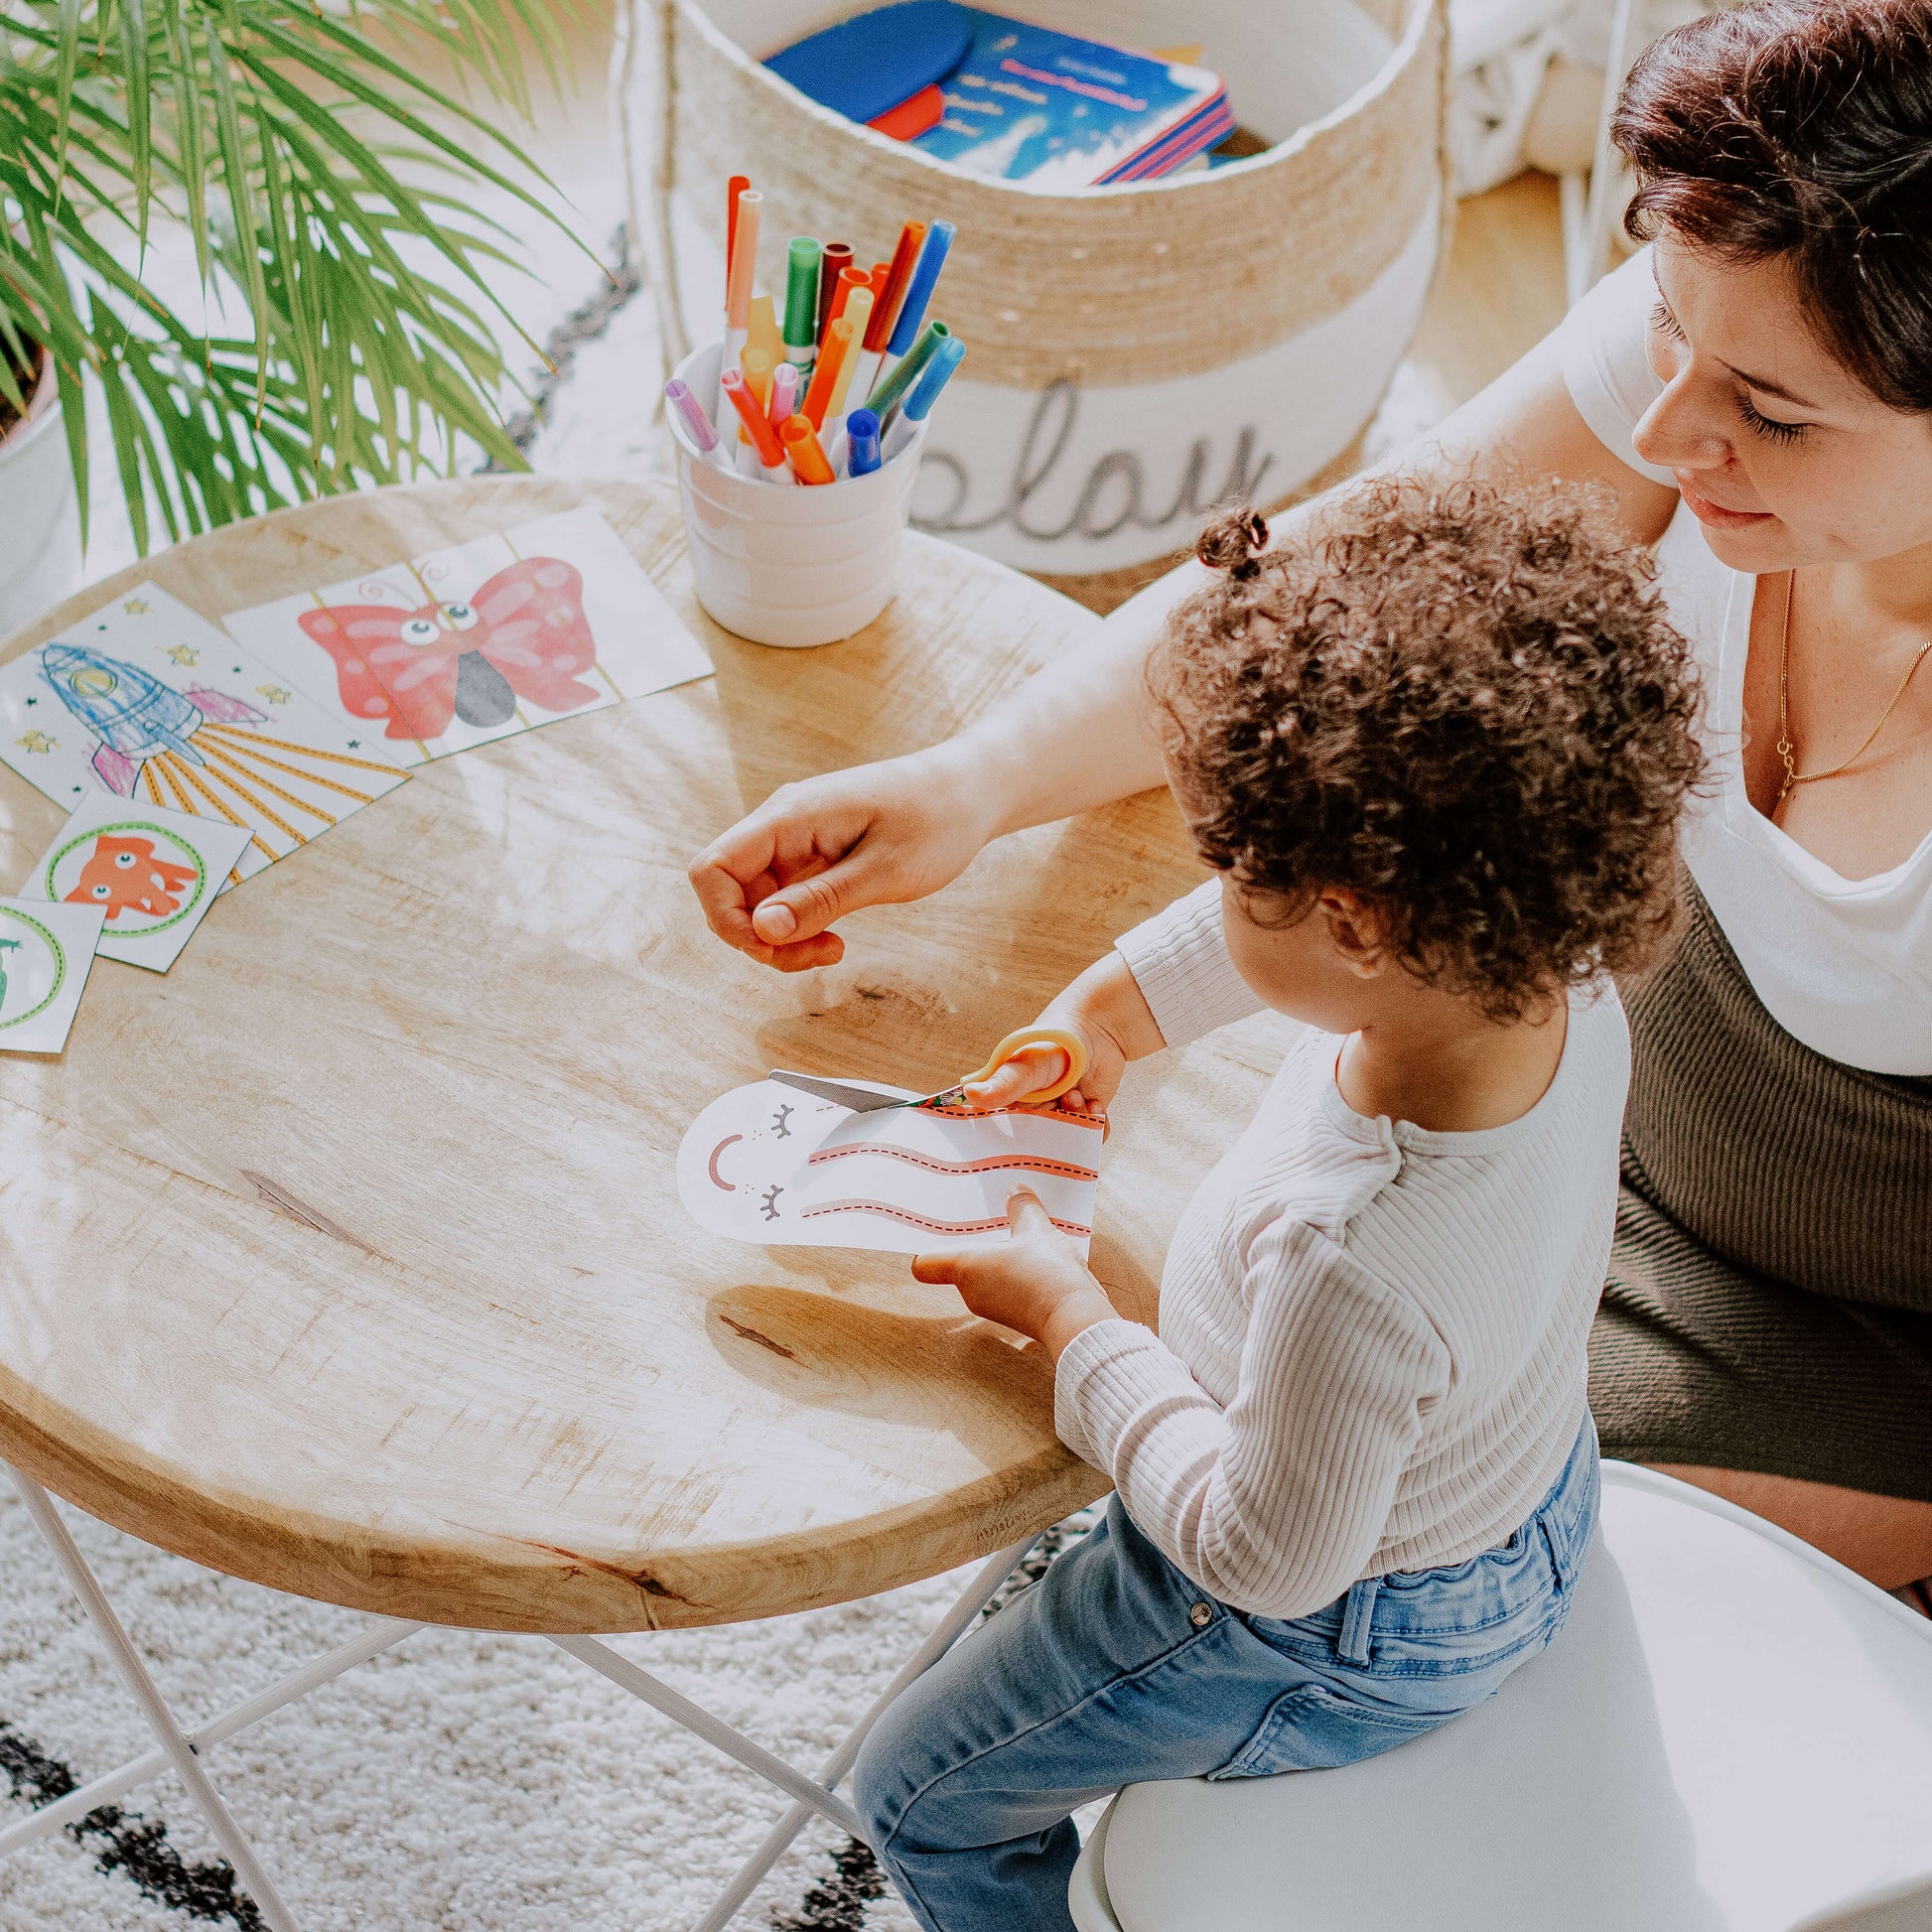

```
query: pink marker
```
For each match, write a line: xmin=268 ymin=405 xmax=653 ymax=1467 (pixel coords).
xmin=767 ymin=360 xmax=798 ymax=433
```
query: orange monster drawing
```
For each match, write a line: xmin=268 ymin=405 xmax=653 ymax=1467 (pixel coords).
xmin=64 ymin=834 xmax=198 ymax=921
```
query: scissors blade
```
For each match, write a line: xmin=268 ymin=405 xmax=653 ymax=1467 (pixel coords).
xmin=766 ymin=1070 xmax=920 ymax=1113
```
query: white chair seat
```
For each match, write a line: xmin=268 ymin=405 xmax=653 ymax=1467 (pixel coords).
xmin=1069 ymin=1464 xmax=1932 ymax=1932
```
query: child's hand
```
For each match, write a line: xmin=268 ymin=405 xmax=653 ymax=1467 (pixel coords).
xmin=912 ymin=1189 xmax=1120 ymax=1361
xmin=959 ymin=953 xmax=1165 ymax=1114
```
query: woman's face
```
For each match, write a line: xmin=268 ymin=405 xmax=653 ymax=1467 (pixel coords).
xmin=1632 ymin=236 xmax=1932 ymax=573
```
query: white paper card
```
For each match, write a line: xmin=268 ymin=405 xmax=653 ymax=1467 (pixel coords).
xmin=17 ymin=792 xmax=253 ymax=972
xmin=221 ymin=506 xmax=714 ymax=763
xmin=678 ymin=1080 xmax=1105 ymax=1257
xmin=0 ymin=584 xmax=410 ymax=883
xmin=0 ymin=897 xmax=105 ymax=1053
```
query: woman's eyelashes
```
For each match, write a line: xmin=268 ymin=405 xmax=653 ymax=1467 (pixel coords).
xmin=1649 ymin=299 xmax=1810 ymax=445
xmin=1738 ymin=395 xmax=1809 ymax=445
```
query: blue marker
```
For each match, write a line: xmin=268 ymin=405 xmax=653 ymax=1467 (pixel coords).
xmin=899 ymin=334 xmax=964 ymax=425
xmin=886 ymin=220 xmax=956 ymax=358
xmin=845 ymin=407 xmax=883 ymax=477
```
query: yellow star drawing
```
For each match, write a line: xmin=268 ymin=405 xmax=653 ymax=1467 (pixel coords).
xmin=162 ymin=643 xmax=199 ymax=666
xmin=13 ymin=731 xmax=57 ymax=755
xmin=122 ymin=598 xmax=152 ymax=616
xmin=255 ymin=683 xmax=292 ymax=705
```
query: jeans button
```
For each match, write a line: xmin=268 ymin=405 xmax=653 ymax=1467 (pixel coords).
xmin=1189 ymin=1601 xmax=1212 ymax=1628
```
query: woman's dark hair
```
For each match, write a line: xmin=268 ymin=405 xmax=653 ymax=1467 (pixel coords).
xmin=1615 ymin=0 xmax=1932 ymax=412
xmin=1153 ymin=479 xmax=1706 ymax=1024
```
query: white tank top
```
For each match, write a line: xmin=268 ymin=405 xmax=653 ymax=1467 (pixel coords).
xmin=1561 ymin=249 xmax=1932 ymax=1074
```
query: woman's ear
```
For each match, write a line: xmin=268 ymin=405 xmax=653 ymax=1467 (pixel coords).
xmin=1318 ymin=890 xmax=1389 ymax=978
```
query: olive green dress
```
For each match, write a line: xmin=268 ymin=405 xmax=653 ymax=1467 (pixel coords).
xmin=1591 ymin=878 xmax=1932 ymax=1502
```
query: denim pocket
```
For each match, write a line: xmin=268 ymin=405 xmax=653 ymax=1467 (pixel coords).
xmin=1205 ymin=1681 xmax=1452 ymax=1779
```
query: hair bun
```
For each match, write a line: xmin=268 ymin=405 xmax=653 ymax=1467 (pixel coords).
xmin=1197 ymin=507 xmax=1271 ymax=581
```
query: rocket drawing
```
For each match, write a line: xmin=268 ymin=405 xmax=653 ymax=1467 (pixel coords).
xmin=40 ymin=642 xmax=265 ymax=795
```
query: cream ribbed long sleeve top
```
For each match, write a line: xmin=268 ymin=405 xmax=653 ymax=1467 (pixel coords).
xmin=1053 ymin=883 xmax=1628 ymax=1619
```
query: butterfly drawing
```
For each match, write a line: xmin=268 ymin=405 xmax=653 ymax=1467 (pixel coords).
xmin=295 ymin=557 xmax=604 ymax=743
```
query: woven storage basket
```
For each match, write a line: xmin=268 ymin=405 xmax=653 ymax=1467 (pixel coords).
xmin=621 ymin=0 xmax=1449 ymax=599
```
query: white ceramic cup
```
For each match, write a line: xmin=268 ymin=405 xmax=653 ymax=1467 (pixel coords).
xmin=665 ymin=339 xmax=926 ymax=648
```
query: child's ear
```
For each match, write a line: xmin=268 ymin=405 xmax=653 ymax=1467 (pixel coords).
xmin=1319 ymin=891 xmax=1388 ymax=978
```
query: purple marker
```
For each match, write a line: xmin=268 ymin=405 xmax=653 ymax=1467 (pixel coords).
xmin=665 ymin=378 xmax=719 ymax=454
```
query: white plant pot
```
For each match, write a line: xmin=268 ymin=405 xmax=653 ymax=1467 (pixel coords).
xmin=0 ymin=364 xmax=83 ymax=642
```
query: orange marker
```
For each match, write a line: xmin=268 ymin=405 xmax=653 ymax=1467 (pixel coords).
xmin=865 ymin=221 xmax=926 ymax=353
xmin=780 ymin=414 xmax=837 ymax=483
xmin=823 ymin=263 xmax=871 ymax=338
xmin=800 ymin=317 xmax=855 ymax=431
xmin=724 ymin=368 xmax=786 ymax=467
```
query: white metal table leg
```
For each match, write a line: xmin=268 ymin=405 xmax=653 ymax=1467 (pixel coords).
xmin=688 ymin=1533 xmax=1039 ymax=1932
xmin=552 ymin=1633 xmax=869 ymax=1837
xmin=0 ymin=1613 xmax=422 ymax=1857
xmin=5 ymin=1465 xmax=305 ymax=1932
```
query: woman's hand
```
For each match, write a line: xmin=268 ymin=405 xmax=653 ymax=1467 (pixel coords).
xmin=913 ymin=1189 xmax=1120 ymax=1361
xmin=687 ymin=751 xmax=1000 ymax=972
xmin=960 ymin=952 xmax=1167 ymax=1114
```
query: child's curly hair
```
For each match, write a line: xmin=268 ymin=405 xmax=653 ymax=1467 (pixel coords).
xmin=1152 ymin=475 xmax=1706 ymax=1023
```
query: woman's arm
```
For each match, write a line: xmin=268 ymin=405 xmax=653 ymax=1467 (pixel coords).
xmin=688 ymin=332 xmax=1682 ymax=969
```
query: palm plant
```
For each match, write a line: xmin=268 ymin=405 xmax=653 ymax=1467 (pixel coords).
xmin=0 ymin=0 xmax=584 ymax=554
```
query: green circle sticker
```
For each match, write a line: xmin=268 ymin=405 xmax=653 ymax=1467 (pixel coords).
xmin=43 ymin=819 xmax=207 ymax=936
xmin=0 ymin=907 xmax=67 ymax=1031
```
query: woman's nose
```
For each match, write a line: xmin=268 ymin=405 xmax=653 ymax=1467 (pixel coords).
xmin=1632 ymin=385 xmax=1729 ymax=474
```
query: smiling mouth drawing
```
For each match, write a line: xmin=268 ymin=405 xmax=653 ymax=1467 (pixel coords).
xmin=707 ymin=1134 xmax=744 ymax=1190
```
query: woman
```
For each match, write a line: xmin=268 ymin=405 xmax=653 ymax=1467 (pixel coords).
xmin=690 ymin=0 xmax=1932 ymax=1589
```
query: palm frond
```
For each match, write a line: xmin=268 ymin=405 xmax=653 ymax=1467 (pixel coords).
xmin=0 ymin=0 xmax=590 ymax=550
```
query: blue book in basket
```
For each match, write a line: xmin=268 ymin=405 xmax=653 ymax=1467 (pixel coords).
xmin=908 ymin=9 xmax=1233 ymax=187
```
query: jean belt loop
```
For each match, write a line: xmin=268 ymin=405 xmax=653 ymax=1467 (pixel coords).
xmin=1338 ymin=1576 xmax=1379 ymax=1666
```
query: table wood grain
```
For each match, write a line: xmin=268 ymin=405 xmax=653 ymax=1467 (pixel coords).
xmin=0 ymin=478 xmax=1273 ymax=1633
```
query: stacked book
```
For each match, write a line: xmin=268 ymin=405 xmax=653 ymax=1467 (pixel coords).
xmin=766 ymin=1 xmax=1239 ymax=188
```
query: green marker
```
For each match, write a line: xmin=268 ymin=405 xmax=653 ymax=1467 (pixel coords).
xmin=782 ymin=236 xmax=822 ymax=375
xmin=865 ymin=320 xmax=950 ymax=421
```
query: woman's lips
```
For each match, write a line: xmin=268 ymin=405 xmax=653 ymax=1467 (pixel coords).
xmin=1678 ymin=477 xmax=1775 ymax=529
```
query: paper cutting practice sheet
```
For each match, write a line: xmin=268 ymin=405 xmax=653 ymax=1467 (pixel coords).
xmin=222 ymin=506 xmax=714 ymax=763
xmin=17 ymin=792 xmax=253 ymax=973
xmin=0 ymin=897 xmax=105 ymax=1053
xmin=678 ymin=1079 xmax=1106 ymax=1258
xmin=0 ymin=585 xmax=411 ymax=883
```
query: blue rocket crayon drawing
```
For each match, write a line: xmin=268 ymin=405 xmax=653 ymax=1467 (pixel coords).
xmin=40 ymin=642 xmax=266 ymax=796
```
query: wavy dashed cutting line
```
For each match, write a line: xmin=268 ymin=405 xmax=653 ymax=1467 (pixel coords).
xmin=806 ymin=1145 xmax=1098 ymax=1181
xmin=917 ymin=1100 xmax=1106 ymax=1130
xmin=801 ymin=1200 xmax=1092 ymax=1238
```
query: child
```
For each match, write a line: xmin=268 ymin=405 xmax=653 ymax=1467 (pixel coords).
xmin=852 ymin=475 xmax=1705 ymax=1932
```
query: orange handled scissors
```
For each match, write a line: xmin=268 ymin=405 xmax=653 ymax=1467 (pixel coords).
xmin=769 ymin=1026 xmax=1089 ymax=1115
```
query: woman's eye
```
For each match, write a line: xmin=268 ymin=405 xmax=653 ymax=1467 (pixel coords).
xmin=1739 ymin=395 xmax=1808 ymax=445
xmin=1649 ymin=298 xmax=1687 ymax=343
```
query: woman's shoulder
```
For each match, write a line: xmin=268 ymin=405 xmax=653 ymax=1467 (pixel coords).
xmin=1558 ymin=248 xmax=1678 ymax=488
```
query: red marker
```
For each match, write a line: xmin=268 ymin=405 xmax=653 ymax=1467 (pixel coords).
xmin=726 ymin=174 xmax=751 ymax=269
xmin=723 ymin=367 xmax=786 ymax=468
xmin=817 ymin=241 xmax=855 ymax=341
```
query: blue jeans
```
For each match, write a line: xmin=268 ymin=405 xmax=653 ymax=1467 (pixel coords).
xmin=856 ymin=1416 xmax=1599 ymax=1932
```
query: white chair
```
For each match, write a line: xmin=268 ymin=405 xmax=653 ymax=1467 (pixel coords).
xmin=1068 ymin=1464 xmax=1932 ymax=1932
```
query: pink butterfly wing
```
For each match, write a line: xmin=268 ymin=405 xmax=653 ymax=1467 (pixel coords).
xmin=298 ymin=605 xmax=460 ymax=741
xmin=470 ymin=559 xmax=604 ymax=715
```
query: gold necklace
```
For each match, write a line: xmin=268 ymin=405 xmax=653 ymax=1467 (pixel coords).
xmin=1775 ymin=570 xmax=1932 ymax=808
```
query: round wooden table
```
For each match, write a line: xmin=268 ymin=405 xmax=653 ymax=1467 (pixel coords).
xmin=0 ymin=477 xmax=1262 ymax=1641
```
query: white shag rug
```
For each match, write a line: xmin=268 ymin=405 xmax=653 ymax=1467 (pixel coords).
xmin=0 ymin=1482 xmax=1103 ymax=1931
